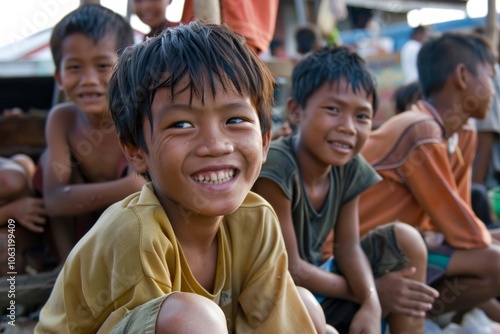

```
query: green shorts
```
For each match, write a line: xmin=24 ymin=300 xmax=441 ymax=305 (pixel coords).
xmin=110 ymin=293 xmax=175 ymax=334
xmin=319 ymin=223 xmax=409 ymax=331
xmin=427 ymin=244 xmax=454 ymax=285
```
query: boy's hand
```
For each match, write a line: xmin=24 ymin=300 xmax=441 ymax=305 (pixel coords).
xmin=349 ymin=299 xmax=381 ymax=334
xmin=375 ymin=266 xmax=439 ymax=317
xmin=8 ymin=197 xmax=47 ymax=233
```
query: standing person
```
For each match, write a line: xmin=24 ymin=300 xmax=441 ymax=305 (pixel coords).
xmin=133 ymin=0 xmax=175 ymax=39
xmin=0 ymin=154 xmax=47 ymax=275
xmin=33 ymin=4 xmax=146 ymax=265
xmin=400 ymin=25 xmax=429 ymax=84
xmin=35 ymin=22 xmax=324 ymax=334
xmin=253 ymin=46 xmax=438 ymax=333
xmin=180 ymin=0 xmax=279 ymax=54
xmin=358 ymin=31 xmax=500 ymax=323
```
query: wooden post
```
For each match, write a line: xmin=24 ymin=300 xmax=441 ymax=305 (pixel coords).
xmin=193 ymin=0 xmax=221 ymax=24
xmin=486 ymin=0 xmax=498 ymax=52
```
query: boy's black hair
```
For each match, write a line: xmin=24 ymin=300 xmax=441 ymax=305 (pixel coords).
xmin=291 ymin=46 xmax=379 ymax=112
xmin=295 ymin=24 xmax=320 ymax=55
xmin=108 ymin=21 xmax=275 ymax=156
xmin=417 ymin=32 xmax=495 ymax=98
xmin=50 ymin=4 xmax=134 ymax=69
xmin=393 ymin=81 xmax=422 ymax=114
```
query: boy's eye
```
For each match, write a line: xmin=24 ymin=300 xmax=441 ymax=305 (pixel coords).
xmin=357 ymin=113 xmax=372 ymax=121
xmin=171 ymin=121 xmax=193 ymax=129
xmin=325 ymin=106 xmax=339 ymax=113
xmin=66 ymin=65 xmax=80 ymax=71
xmin=227 ymin=117 xmax=245 ymax=124
xmin=98 ymin=64 xmax=113 ymax=71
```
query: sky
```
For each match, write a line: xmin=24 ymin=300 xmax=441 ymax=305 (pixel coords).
xmin=0 ymin=0 xmax=185 ymax=49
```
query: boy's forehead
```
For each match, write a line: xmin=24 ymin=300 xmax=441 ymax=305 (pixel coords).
xmin=61 ymin=32 xmax=118 ymax=54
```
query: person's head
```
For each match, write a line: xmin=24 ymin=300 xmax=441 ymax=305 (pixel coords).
xmin=108 ymin=22 xmax=275 ymax=217
xmin=133 ymin=0 xmax=171 ymax=29
xmin=50 ymin=4 xmax=134 ymax=116
xmin=417 ymin=32 xmax=496 ymax=119
xmin=411 ymin=25 xmax=429 ymax=42
xmin=288 ymin=46 xmax=378 ymax=166
xmin=295 ymin=24 xmax=322 ymax=55
xmin=393 ymin=81 xmax=422 ymax=114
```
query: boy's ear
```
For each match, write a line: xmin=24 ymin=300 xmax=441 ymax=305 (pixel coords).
xmin=261 ymin=130 xmax=272 ymax=163
xmin=453 ymin=63 xmax=469 ymax=90
xmin=287 ymin=98 xmax=301 ymax=124
xmin=119 ymin=142 xmax=148 ymax=175
xmin=54 ymin=68 xmax=63 ymax=89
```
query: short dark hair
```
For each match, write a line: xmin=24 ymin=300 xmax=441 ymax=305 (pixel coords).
xmin=417 ymin=32 xmax=495 ymax=98
xmin=108 ymin=21 xmax=275 ymax=155
xmin=291 ymin=46 xmax=379 ymax=112
xmin=393 ymin=81 xmax=422 ymax=114
xmin=295 ymin=24 xmax=320 ymax=54
xmin=50 ymin=4 xmax=134 ymax=69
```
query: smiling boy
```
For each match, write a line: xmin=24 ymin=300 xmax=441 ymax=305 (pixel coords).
xmin=253 ymin=46 xmax=438 ymax=333
xmin=33 ymin=4 xmax=146 ymax=264
xmin=36 ymin=22 xmax=319 ymax=334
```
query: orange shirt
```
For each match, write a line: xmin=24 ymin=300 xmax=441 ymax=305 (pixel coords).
xmin=181 ymin=0 xmax=279 ymax=53
xmin=359 ymin=101 xmax=491 ymax=250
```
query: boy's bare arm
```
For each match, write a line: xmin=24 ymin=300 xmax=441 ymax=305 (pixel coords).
xmin=43 ymin=106 xmax=146 ymax=216
xmin=253 ymin=178 xmax=354 ymax=300
xmin=334 ymin=197 xmax=381 ymax=332
xmin=472 ymin=132 xmax=494 ymax=184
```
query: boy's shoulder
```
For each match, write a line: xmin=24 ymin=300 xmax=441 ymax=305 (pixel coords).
xmin=364 ymin=107 xmax=444 ymax=167
xmin=46 ymin=102 xmax=85 ymax=128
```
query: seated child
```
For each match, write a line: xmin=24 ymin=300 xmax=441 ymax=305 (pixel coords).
xmin=33 ymin=4 xmax=146 ymax=264
xmin=358 ymin=31 xmax=500 ymax=322
xmin=0 ymin=154 xmax=46 ymax=275
xmin=253 ymin=46 xmax=438 ymax=333
xmin=35 ymin=21 xmax=323 ymax=333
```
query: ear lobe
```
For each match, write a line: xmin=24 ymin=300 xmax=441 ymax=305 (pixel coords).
xmin=287 ymin=98 xmax=301 ymax=124
xmin=119 ymin=142 xmax=148 ymax=175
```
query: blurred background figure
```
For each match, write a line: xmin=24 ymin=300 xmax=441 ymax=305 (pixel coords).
xmin=400 ymin=25 xmax=429 ymax=83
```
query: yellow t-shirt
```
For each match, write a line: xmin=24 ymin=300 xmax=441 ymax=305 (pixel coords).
xmin=36 ymin=183 xmax=315 ymax=333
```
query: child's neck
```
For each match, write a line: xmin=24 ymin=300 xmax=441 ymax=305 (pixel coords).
xmin=427 ymin=96 xmax=469 ymax=139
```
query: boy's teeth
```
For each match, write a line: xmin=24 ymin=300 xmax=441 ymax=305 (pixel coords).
xmin=192 ymin=169 xmax=235 ymax=184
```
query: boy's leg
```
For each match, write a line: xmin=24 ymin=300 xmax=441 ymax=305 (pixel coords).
xmin=111 ymin=292 xmax=228 ymax=334
xmin=362 ymin=223 xmax=436 ymax=333
xmin=429 ymin=244 xmax=500 ymax=322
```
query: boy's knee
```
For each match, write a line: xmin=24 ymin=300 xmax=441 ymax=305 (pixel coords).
xmin=297 ymin=286 xmax=327 ymax=334
xmin=0 ymin=169 xmax=30 ymax=198
xmin=156 ymin=292 xmax=227 ymax=334
xmin=393 ymin=223 xmax=427 ymax=261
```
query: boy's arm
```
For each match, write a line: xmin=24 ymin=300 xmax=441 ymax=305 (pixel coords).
xmin=334 ymin=196 xmax=381 ymax=332
xmin=402 ymin=143 xmax=491 ymax=249
xmin=252 ymin=178 xmax=355 ymax=300
xmin=472 ymin=132 xmax=495 ymax=184
xmin=43 ymin=107 xmax=146 ymax=216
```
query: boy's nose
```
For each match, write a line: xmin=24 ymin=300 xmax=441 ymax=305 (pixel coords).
xmin=196 ymin=127 xmax=234 ymax=157
xmin=81 ymin=67 xmax=100 ymax=85
xmin=337 ymin=115 xmax=356 ymax=134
